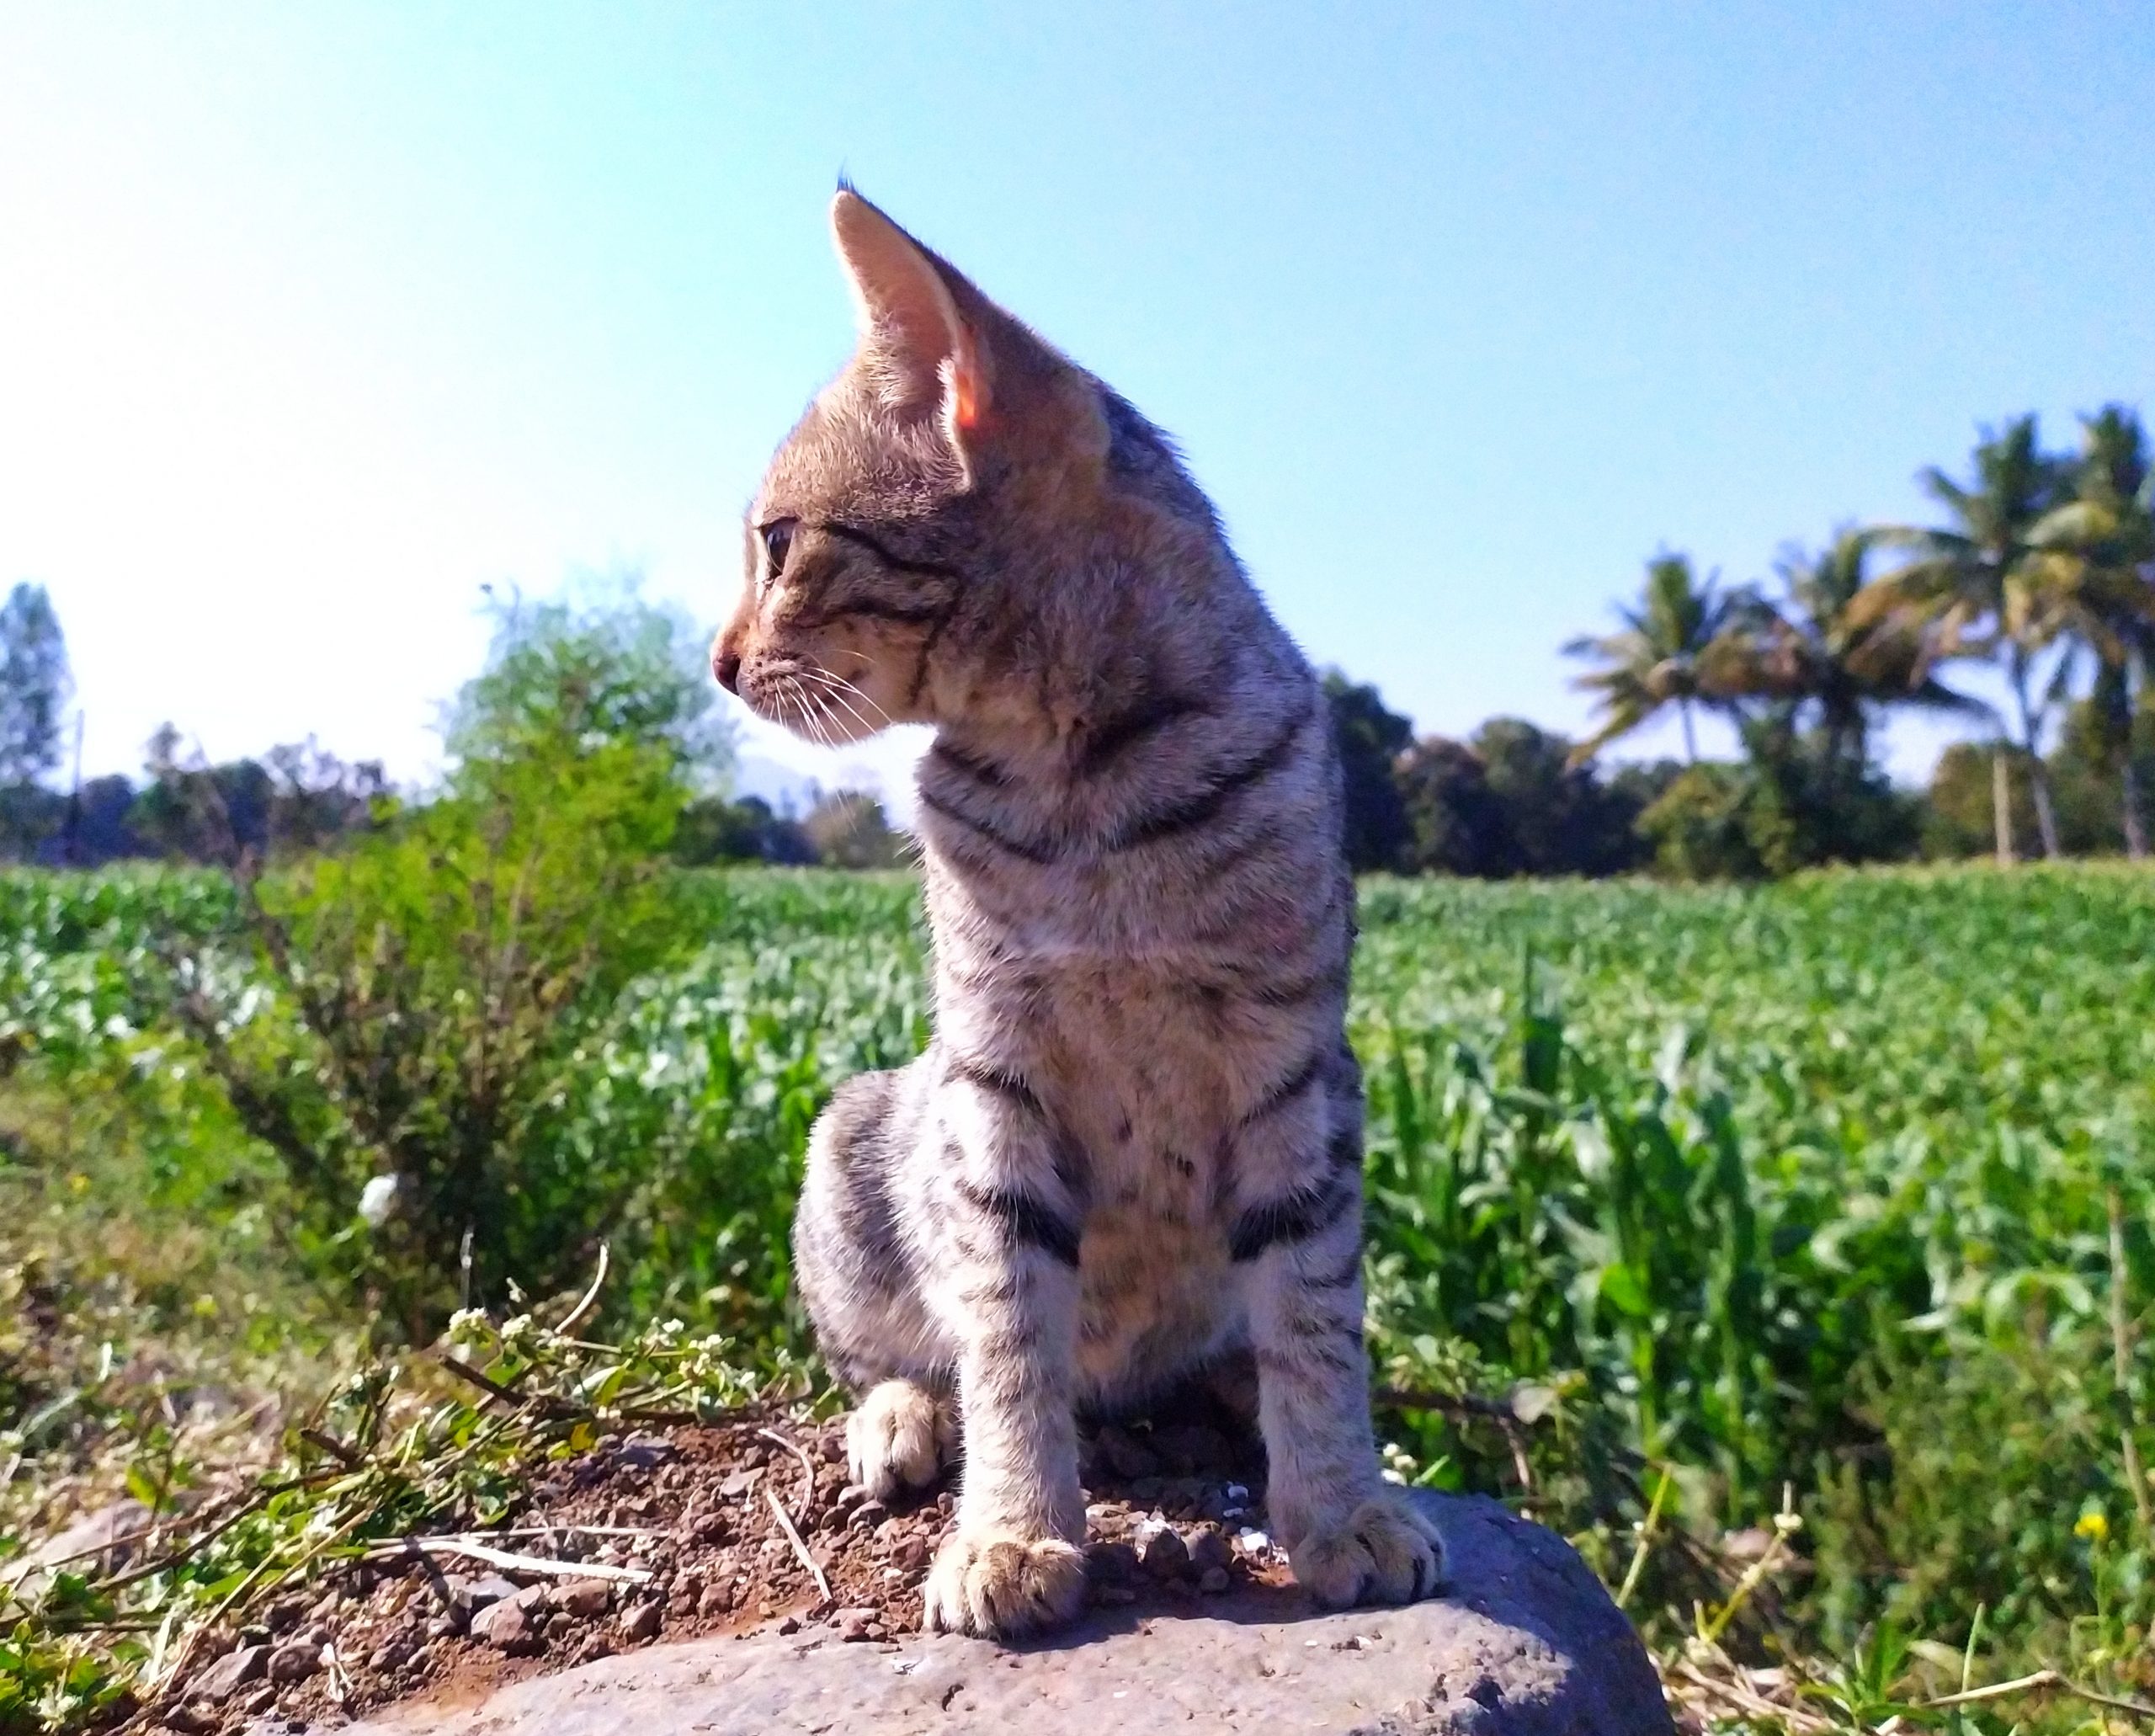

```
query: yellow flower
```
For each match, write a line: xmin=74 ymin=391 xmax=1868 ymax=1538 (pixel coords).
xmin=2075 ymin=1510 xmax=2110 ymax=1543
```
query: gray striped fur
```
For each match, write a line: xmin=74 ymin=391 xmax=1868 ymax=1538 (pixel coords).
xmin=716 ymin=191 xmax=1442 ymax=1638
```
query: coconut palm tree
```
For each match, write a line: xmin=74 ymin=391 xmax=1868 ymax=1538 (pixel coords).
xmin=1566 ymin=552 xmax=1744 ymax=764
xmin=2029 ymin=406 xmax=2155 ymax=859
xmin=1854 ymin=416 xmax=2071 ymax=861
xmin=1717 ymin=527 xmax=1980 ymax=772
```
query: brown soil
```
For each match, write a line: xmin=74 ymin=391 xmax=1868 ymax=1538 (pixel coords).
xmin=156 ymin=1410 xmax=1299 ymax=1734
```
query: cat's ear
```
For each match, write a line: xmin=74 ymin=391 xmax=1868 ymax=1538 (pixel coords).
xmin=830 ymin=190 xmax=988 ymax=437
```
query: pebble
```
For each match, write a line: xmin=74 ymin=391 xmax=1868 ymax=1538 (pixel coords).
xmin=191 ymin=1643 xmax=267 ymax=1702
xmin=1139 ymin=1527 xmax=1189 ymax=1580
xmin=1187 ymin=1526 xmax=1233 ymax=1575
xmin=555 ymin=1579 xmax=614 ymax=1619
xmin=833 ymin=1606 xmax=883 ymax=1642
xmin=775 ymin=1614 xmax=801 ymax=1635
xmin=1198 ymin=1566 xmax=1231 ymax=1594
xmin=850 ymin=1499 xmax=890 ymax=1531
xmin=366 ymin=1637 xmax=416 ymax=1673
xmin=455 ymin=1574 xmax=521 ymax=1612
xmin=619 ymin=1600 xmax=662 ymax=1643
xmin=266 ymin=1640 xmax=321 ymax=1685
xmin=471 ymin=1597 xmax=543 ymax=1654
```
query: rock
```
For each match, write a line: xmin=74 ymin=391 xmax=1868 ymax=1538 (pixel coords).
xmin=1186 ymin=1526 xmax=1233 ymax=1575
xmin=190 ymin=1643 xmax=268 ymax=1702
xmin=266 ymin=1639 xmax=321 ymax=1685
xmin=455 ymin=1574 xmax=521 ymax=1612
xmin=1197 ymin=1566 xmax=1231 ymax=1594
xmin=472 ymin=1598 xmax=543 ymax=1655
xmin=338 ymin=1493 xmax=1673 ymax=1734
xmin=556 ymin=1579 xmax=615 ymax=1619
xmin=1137 ymin=1526 xmax=1189 ymax=1580
xmin=367 ymin=1637 xmax=417 ymax=1674
xmin=618 ymin=1601 xmax=662 ymax=1643
xmin=22 ymin=1499 xmax=152 ymax=1588
xmin=833 ymin=1607 xmax=881 ymax=1642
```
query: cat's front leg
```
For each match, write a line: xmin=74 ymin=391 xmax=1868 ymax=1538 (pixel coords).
xmin=918 ymin=1057 xmax=1088 ymax=1638
xmin=1234 ymin=1076 xmax=1444 ymax=1608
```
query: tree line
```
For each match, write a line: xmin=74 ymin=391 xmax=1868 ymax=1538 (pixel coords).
xmin=4 ymin=405 xmax=2149 ymax=882
xmin=0 ymin=581 xmax=907 ymax=873
xmin=1329 ymin=404 xmax=2152 ymax=877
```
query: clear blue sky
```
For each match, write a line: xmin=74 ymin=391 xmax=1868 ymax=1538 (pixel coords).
xmin=3 ymin=3 xmax=2150 ymax=804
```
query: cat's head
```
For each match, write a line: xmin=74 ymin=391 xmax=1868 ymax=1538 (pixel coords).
xmin=714 ymin=190 xmax=1124 ymax=744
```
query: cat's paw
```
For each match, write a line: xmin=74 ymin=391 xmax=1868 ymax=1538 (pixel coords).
xmin=1290 ymin=1492 xmax=1445 ymax=1608
xmin=846 ymin=1379 xmax=954 ymax=1502
xmin=920 ymin=1531 xmax=1087 ymax=1638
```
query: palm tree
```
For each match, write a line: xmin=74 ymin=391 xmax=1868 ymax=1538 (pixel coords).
xmin=2029 ymin=406 xmax=2155 ymax=859
xmin=1716 ymin=527 xmax=1980 ymax=771
xmin=1854 ymin=416 xmax=2071 ymax=861
xmin=1566 ymin=553 xmax=1744 ymax=764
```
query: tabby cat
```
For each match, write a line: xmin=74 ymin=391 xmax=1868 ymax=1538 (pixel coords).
xmin=712 ymin=190 xmax=1443 ymax=1638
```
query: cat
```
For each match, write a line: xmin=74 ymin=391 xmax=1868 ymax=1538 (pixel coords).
xmin=711 ymin=189 xmax=1443 ymax=1638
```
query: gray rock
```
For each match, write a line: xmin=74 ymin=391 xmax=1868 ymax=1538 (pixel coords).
xmin=190 ymin=1643 xmax=268 ymax=1702
xmin=340 ymin=1494 xmax=1672 ymax=1734
xmin=471 ymin=1597 xmax=543 ymax=1654
xmin=266 ymin=1639 xmax=321 ymax=1685
xmin=20 ymin=1499 xmax=152 ymax=1589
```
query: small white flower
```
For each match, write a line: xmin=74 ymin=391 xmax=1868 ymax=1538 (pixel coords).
xmin=357 ymin=1174 xmax=401 ymax=1227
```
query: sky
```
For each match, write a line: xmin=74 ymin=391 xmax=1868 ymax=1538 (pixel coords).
xmin=3 ymin=3 xmax=2151 ymax=814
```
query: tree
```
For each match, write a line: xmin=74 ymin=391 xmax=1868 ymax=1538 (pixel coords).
xmin=1322 ymin=671 xmax=1413 ymax=872
xmin=0 ymin=581 xmax=72 ymax=787
xmin=1565 ymin=553 xmax=1743 ymax=764
xmin=2027 ymin=406 xmax=2155 ymax=859
xmin=1395 ymin=737 xmax=1515 ymax=876
xmin=802 ymin=789 xmax=908 ymax=868
xmin=1857 ymin=416 xmax=2071 ymax=861
xmin=1720 ymin=528 xmax=1979 ymax=773
xmin=1395 ymin=720 xmax=1657 ymax=878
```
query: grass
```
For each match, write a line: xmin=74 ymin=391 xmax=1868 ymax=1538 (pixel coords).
xmin=3 ymin=861 xmax=2153 ymax=1731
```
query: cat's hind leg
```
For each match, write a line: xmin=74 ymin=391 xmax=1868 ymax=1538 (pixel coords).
xmin=794 ymin=1065 xmax=959 ymax=1499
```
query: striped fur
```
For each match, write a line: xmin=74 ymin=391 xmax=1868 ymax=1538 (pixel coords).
xmin=717 ymin=191 xmax=1442 ymax=1638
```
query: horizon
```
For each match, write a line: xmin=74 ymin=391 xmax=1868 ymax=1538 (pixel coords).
xmin=3 ymin=4 xmax=2151 ymax=817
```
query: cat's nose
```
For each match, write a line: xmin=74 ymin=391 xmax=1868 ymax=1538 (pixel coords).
xmin=713 ymin=649 xmax=742 ymax=694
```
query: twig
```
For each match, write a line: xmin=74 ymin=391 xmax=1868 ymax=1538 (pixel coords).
xmin=431 ymin=1354 xmax=575 ymax=1417
xmin=765 ymin=1486 xmax=832 ymax=1606
xmin=557 ymin=1242 xmax=610 ymax=1334
xmin=1904 ymin=1664 xmax=2155 ymax=1719
xmin=371 ymin=1536 xmax=652 ymax=1584
xmin=1671 ymin=1660 xmax=1836 ymax=1734
xmin=1373 ymin=1385 xmax=1525 ymax=1422
xmin=757 ymin=1427 xmax=820 ymax=1529
xmin=1615 ymin=1465 xmax=1673 ymax=1611
xmin=301 ymin=1427 xmax=361 ymax=1469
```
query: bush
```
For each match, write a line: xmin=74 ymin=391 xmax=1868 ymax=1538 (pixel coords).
xmin=162 ymin=587 xmax=724 ymax=1335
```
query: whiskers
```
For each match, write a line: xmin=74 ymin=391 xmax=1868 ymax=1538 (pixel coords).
xmin=770 ymin=663 xmax=891 ymax=747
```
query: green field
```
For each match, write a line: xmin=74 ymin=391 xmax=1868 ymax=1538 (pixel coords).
xmin=4 ymin=863 xmax=2153 ymax=1730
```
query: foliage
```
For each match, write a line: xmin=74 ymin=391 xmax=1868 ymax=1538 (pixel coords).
xmin=1397 ymin=719 xmax=1653 ymax=878
xmin=0 ymin=585 xmax=71 ymax=792
xmin=800 ymin=791 xmax=908 ymax=870
xmin=1322 ymin=670 xmax=1413 ymax=872
xmin=8 ymin=862 xmax=2155 ymax=1729
xmin=1565 ymin=552 xmax=1746 ymax=764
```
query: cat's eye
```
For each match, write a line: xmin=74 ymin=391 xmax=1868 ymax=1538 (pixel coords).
xmin=759 ymin=518 xmax=798 ymax=583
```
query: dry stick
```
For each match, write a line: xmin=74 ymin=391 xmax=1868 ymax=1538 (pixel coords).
xmin=556 ymin=1241 xmax=611 ymax=1335
xmin=2106 ymin=1185 xmax=2152 ymax=1536
xmin=372 ymin=1536 xmax=652 ymax=1585
xmin=1914 ymin=1667 xmax=2155 ymax=1719
xmin=756 ymin=1427 xmax=820 ymax=1528
xmin=765 ymin=1486 xmax=832 ymax=1607
xmin=1670 ymin=1661 xmax=1836 ymax=1736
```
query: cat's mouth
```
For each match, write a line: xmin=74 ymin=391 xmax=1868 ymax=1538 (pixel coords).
xmin=740 ymin=656 xmax=885 ymax=747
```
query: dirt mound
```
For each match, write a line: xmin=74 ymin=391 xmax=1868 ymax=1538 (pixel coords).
xmin=159 ymin=1411 xmax=1293 ymax=1733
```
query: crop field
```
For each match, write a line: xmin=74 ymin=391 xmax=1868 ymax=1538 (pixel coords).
xmin=3 ymin=862 xmax=2154 ymax=1730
